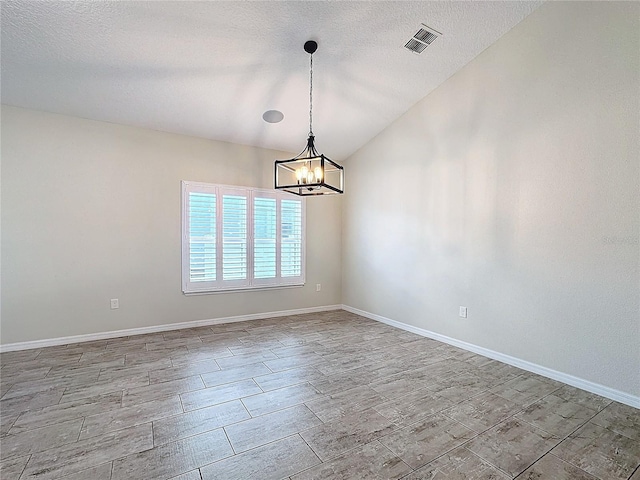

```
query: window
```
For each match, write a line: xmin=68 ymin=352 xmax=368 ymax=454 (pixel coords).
xmin=182 ymin=181 xmax=305 ymax=293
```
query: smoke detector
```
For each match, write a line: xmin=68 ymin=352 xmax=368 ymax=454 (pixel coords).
xmin=404 ymin=24 xmax=442 ymax=54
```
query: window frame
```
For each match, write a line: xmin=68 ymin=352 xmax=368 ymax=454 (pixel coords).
xmin=181 ymin=181 xmax=306 ymax=294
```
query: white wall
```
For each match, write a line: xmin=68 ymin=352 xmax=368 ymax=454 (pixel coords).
xmin=1 ymin=106 xmax=342 ymax=344
xmin=342 ymin=1 xmax=639 ymax=398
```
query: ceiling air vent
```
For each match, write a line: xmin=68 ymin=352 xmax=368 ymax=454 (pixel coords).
xmin=404 ymin=24 xmax=441 ymax=54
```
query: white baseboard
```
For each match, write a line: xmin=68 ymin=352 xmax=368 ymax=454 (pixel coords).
xmin=342 ymin=304 xmax=640 ymax=409
xmin=0 ymin=305 xmax=343 ymax=353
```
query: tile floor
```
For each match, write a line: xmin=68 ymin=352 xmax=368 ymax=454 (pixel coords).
xmin=0 ymin=310 xmax=638 ymax=480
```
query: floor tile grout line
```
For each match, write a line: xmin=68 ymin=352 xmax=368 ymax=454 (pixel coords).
xmin=238 ymin=397 xmax=253 ymax=420
xmin=3 ymin=408 xmax=22 ymax=433
xmin=178 ymin=391 xmax=187 ymax=413
xmin=77 ymin=415 xmax=86 ymax=442
xmin=295 ymin=431 xmax=325 ymax=466
xmin=13 ymin=453 xmax=32 ymax=480
xmin=196 ymin=373 xmax=206 ymax=390
xmin=222 ymin=425 xmax=238 ymax=454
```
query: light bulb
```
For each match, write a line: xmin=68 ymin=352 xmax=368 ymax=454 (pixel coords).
xmin=307 ymin=170 xmax=314 ymax=183
xmin=314 ymin=166 xmax=323 ymax=181
xmin=295 ymin=168 xmax=303 ymax=182
xmin=300 ymin=165 xmax=309 ymax=183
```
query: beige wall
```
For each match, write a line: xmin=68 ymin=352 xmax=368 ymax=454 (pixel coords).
xmin=1 ymin=106 xmax=342 ymax=344
xmin=342 ymin=1 xmax=639 ymax=397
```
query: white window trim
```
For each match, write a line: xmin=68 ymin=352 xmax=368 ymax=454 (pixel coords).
xmin=181 ymin=181 xmax=306 ymax=294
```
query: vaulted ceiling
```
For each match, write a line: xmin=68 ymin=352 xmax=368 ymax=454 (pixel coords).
xmin=1 ymin=1 xmax=542 ymax=160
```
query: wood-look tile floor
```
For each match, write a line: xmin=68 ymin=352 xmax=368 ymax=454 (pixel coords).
xmin=1 ymin=310 xmax=638 ymax=480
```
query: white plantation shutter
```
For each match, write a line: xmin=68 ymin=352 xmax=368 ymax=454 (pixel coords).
xmin=182 ymin=181 xmax=305 ymax=293
xmin=281 ymin=199 xmax=303 ymax=281
xmin=253 ymin=194 xmax=277 ymax=285
xmin=221 ymin=190 xmax=249 ymax=286
xmin=187 ymin=192 xmax=216 ymax=283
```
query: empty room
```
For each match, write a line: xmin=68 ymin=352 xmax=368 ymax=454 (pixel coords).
xmin=1 ymin=1 xmax=638 ymax=479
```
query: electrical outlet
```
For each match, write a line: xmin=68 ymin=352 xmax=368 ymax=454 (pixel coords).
xmin=110 ymin=299 xmax=119 ymax=310
xmin=459 ymin=306 xmax=467 ymax=318
xmin=316 ymin=283 xmax=321 ymax=292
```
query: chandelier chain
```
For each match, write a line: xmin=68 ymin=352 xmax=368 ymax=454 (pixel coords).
xmin=309 ymin=53 xmax=313 ymax=136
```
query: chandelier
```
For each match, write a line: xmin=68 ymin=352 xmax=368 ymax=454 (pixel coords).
xmin=275 ymin=41 xmax=344 ymax=196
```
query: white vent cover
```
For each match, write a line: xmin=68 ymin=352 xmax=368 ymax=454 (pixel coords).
xmin=404 ymin=24 xmax=442 ymax=54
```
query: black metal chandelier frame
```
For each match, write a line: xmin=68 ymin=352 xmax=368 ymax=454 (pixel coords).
xmin=275 ymin=40 xmax=344 ymax=196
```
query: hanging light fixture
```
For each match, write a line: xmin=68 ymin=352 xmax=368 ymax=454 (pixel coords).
xmin=275 ymin=40 xmax=344 ymax=196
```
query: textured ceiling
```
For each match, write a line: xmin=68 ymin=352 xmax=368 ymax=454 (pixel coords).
xmin=1 ymin=1 xmax=542 ymax=160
